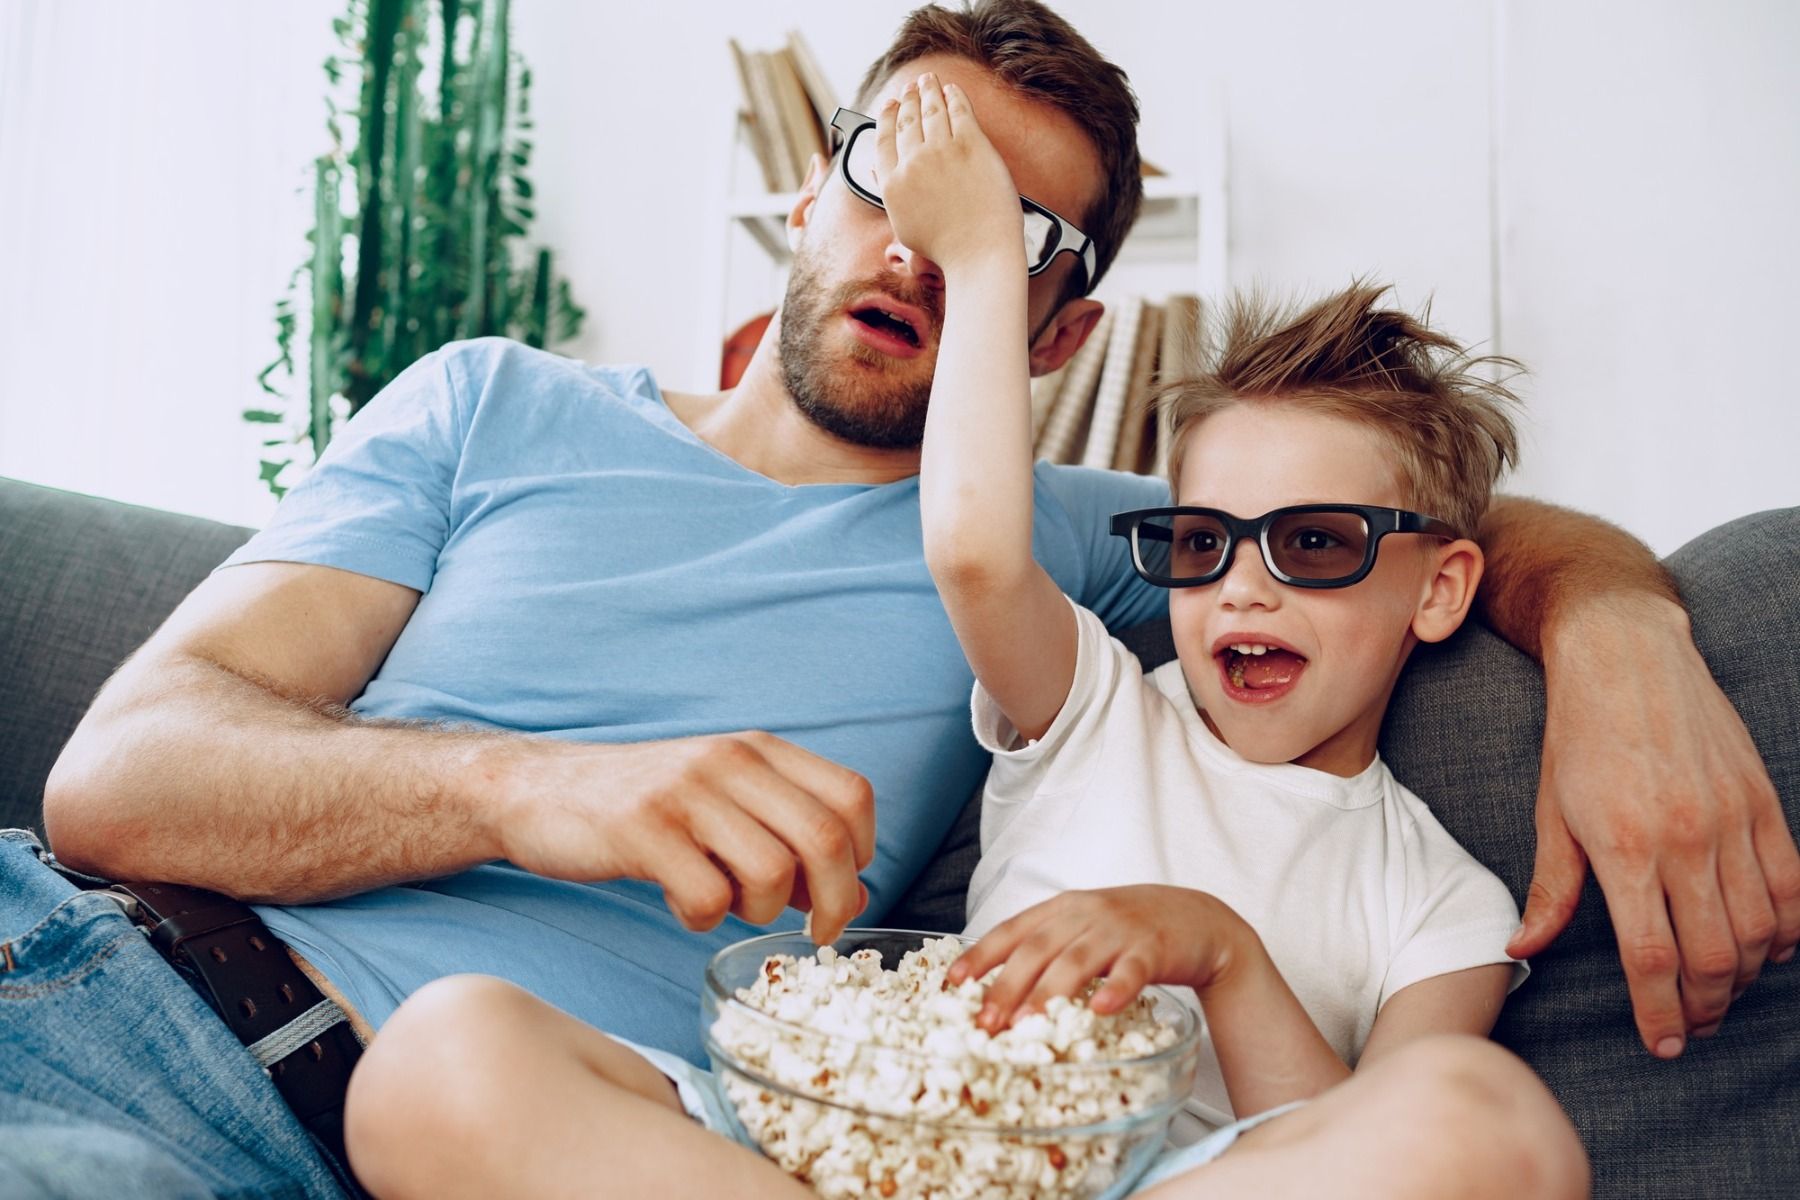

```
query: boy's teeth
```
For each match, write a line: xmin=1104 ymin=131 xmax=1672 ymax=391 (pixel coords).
xmin=1231 ymin=643 xmax=1270 ymax=656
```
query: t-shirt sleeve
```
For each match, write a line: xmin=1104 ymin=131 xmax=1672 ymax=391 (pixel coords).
xmin=1031 ymin=463 xmax=1169 ymax=633
xmin=218 ymin=344 xmax=478 ymax=592
xmin=970 ymin=598 xmax=1139 ymax=846
xmin=1381 ymin=796 xmax=1530 ymax=1007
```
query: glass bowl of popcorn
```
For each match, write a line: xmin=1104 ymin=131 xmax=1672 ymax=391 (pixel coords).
xmin=702 ymin=929 xmax=1203 ymax=1200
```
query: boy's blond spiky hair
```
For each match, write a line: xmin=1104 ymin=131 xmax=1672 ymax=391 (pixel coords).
xmin=1160 ymin=282 xmax=1523 ymax=538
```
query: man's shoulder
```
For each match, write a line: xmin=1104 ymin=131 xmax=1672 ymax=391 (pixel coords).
xmin=1031 ymin=461 xmax=1167 ymax=520
xmin=434 ymin=337 xmax=654 ymax=404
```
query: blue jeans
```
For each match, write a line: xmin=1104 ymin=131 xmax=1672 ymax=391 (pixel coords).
xmin=0 ymin=829 xmax=351 ymax=1199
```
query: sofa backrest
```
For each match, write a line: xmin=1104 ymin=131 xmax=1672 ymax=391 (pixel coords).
xmin=0 ymin=477 xmax=253 ymax=832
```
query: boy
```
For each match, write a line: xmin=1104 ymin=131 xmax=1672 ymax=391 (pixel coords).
xmin=896 ymin=70 xmax=1583 ymax=1191
xmin=338 ymin=75 xmax=1586 ymax=1200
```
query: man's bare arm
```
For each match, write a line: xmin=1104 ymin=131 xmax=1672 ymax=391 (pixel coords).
xmin=1470 ymin=496 xmax=1800 ymax=1058
xmin=1475 ymin=495 xmax=1681 ymax=661
xmin=43 ymin=562 xmax=876 ymax=940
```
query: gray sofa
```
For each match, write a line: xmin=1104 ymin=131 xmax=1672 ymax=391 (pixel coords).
xmin=2 ymin=473 xmax=1795 ymax=1198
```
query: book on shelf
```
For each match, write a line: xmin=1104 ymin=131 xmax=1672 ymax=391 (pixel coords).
xmin=1152 ymin=294 xmax=1204 ymax=477
xmin=1031 ymin=293 xmax=1203 ymax=475
xmin=727 ymin=40 xmax=782 ymax=194
xmin=1111 ymin=300 xmax=1167 ymax=474
xmin=1080 ymin=297 xmax=1147 ymax=470
xmin=770 ymin=48 xmax=827 ymax=180
xmin=785 ymin=31 xmax=839 ymax=125
xmin=1036 ymin=308 xmax=1114 ymax=465
xmin=752 ymin=50 xmax=804 ymax=192
xmin=730 ymin=31 xmax=836 ymax=194
xmin=1028 ymin=364 xmax=1068 ymax=443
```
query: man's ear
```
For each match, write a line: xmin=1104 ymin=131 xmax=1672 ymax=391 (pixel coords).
xmin=1028 ymin=298 xmax=1106 ymax=377
xmin=785 ymin=153 xmax=830 ymax=254
xmin=1413 ymin=538 xmax=1484 ymax=644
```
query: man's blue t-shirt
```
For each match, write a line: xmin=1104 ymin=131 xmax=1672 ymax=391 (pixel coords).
xmin=231 ymin=337 xmax=1167 ymax=1065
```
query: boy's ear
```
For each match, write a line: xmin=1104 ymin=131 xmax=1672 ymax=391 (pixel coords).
xmin=1028 ymin=298 xmax=1106 ymax=377
xmin=1413 ymin=538 xmax=1483 ymax=644
xmin=785 ymin=153 xmax=830 ymax=254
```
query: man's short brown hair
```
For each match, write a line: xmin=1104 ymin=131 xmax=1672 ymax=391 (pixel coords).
xmin=1160 ymin=283 xmax=1523 ymax=538
xmin=855 ymin=0 xmax=1141 ymax=304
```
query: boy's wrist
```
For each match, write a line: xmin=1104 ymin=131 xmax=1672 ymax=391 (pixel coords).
xmin=941 ymin=242 xmax=1030 ymax=289
xmin=1167 ymin=888 xmax=1264 ymax=994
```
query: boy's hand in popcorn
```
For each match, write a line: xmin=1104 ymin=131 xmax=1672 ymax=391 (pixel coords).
xmin=875 ymin=71 xmax=1031 ymax=282
xmin=952 ymin=886 xmax=1366 ymax=1116
xmin=949 ymin=886 xmax=1257 ymax=1032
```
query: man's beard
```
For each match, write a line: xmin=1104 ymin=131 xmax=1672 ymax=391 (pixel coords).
xmin=777 ymin=247 xmax=943 ymax=451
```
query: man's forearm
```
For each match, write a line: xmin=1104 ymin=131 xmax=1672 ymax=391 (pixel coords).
xmin=1476 ymin=495 xmax=1683 ymax=662
xmin=44 ymin=652 xmax=511 ymax=902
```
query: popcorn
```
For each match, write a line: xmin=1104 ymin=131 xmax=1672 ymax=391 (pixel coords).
xmin=710 ymin=936 xmax=1186 ymax=1200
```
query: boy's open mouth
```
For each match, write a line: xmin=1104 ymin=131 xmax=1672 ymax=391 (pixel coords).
xmin=1216 ymin=640 xmax=1308 ymax=700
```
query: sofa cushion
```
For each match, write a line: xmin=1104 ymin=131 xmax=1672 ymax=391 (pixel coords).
xmin=0 ymin=478 xmax=253 ymax=833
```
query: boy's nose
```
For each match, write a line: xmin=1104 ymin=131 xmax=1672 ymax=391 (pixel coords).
xmin=1216 ymin=539 xmax=1281 ymax=611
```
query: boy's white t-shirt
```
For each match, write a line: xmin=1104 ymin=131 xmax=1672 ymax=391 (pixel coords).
xmin=962 ymin=599 xmax=1527 ymax=1138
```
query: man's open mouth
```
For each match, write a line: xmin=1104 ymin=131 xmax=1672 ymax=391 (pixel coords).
xmin=849 ymin=305 xmax=922 ymax=348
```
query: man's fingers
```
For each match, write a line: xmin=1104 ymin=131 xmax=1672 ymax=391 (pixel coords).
xmin=1752 ymin=800 xmax=1800 ymax=964
xmin=1595 ymin=861 xmax=1688 ymax=1057
xmin=651 ymin=834 xmax=736 ymax=932
xmin=1663 ymin=853 xmax=1743 ymax=1032
xmin=916 ymin=72 xmax=951 ymax=144
xmin=1717 ymin=827 xmax=1778 ymax=998
xmin=731 ymin=777 xmax=862 ymax=946
xmin=746 ymin=732 xmax=877 ymax=871
xmin=686 ymin=799 xmax=795 ymax=927
xmin=1508 ymin=805 xmax=1588 ymax=959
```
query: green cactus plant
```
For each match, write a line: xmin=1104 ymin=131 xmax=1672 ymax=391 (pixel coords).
xmin=248 ymin=0 xmax=585 ymax=497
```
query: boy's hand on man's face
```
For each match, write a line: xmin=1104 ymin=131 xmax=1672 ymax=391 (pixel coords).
xmin=875 ymin=73 xmax=1029 ymax=282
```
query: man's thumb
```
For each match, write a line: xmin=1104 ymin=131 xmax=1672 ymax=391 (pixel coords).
xmin=1509 ymin=815 xmax=1588 ymax=959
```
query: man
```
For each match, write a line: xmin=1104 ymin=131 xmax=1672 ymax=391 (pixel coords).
xmin=11 ymin=1 xmax=1796 ymax=1196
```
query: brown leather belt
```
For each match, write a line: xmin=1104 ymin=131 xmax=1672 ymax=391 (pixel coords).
xmin=95 ymin=880 xmax=368 ymax=1197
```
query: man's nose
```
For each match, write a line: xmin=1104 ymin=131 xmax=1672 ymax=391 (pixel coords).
xmin=887 ymin=235 xmax=945 ymax=292
xmin=1217 ymin=539 xmax=1281 ymax=611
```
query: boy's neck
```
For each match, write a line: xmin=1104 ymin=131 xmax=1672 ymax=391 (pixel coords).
xmin=1196 ymin=695 xmax=1388 ymax=779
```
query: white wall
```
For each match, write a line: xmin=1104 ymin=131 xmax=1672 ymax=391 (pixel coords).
xmin=0 ymin=0 xmax=339 ymax=530
xmin=1497 ymin=0 xmax=1800 ymax=549
xmin=2 ymin=1 xmax=1795 ymax=549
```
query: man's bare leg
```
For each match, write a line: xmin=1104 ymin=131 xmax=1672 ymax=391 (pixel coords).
xmin=343 ymin=975 xmax=812 ymax=1200
xmin=1138 ymin=1036 xmax=1589 ymax=1200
